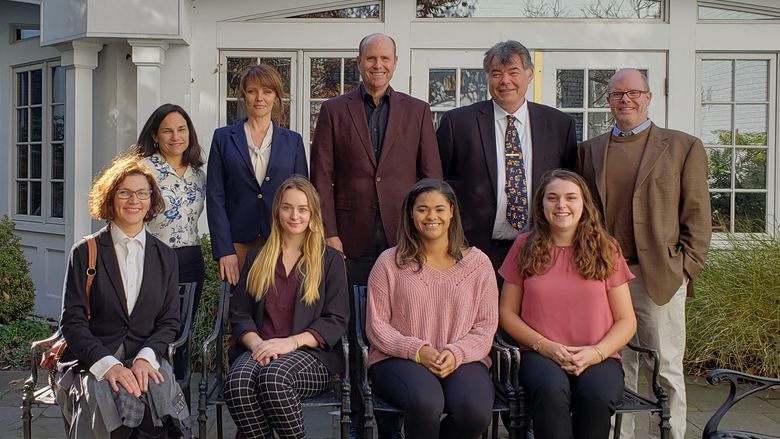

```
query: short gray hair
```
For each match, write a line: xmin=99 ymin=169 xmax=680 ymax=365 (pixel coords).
xmin=483 ymin=40 xmax=534 ymax=72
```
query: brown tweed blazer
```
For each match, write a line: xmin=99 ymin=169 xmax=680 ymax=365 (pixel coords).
xmin=577 ymin=123 xmax=712 ymax=305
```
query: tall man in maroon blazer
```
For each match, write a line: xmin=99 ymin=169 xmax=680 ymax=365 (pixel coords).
xmin=577 ymin=68 xmax=711 ymax=439
xmin=311 ymin=32 xmax=441 ymax=437
xmin=437 ymin=40 xmax=578 ymax=272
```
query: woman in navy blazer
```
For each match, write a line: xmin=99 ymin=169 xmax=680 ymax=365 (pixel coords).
xmin=207 ymin=64 xmax=308 ymax=285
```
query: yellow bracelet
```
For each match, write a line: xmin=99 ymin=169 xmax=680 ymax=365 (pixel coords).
xmin=415 ymin=349 xmax=422 ymax=363
xmin=592 ymin=345 xmax=606 ymax=361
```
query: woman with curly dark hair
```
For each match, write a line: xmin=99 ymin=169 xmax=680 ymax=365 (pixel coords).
xmin=498 ymin=169 xmax=636 ymax=439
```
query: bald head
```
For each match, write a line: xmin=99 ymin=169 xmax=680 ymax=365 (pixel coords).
xmin=358 ymin=33 xmax=397 ymax=58
xmin=608 ymin=68 xmax=649 ymax=93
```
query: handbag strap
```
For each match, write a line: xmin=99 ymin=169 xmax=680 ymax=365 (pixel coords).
xmin=85 ymin=237 xmax=97 ymax=319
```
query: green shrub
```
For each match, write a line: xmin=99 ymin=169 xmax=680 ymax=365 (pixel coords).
xmin=686 ymin=232 xmax=780 ymax=377
xmin=0 ymin=216 xmax=35 ymax=324
xmin=0 ymin=317 xmax=54 ymax=369
xmin=190 ymin=234 xmax=224 ymax=371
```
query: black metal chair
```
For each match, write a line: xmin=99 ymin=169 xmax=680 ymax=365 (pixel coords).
xmin=702 ymin=369 xmax=780 ymax=439
xmin=351 ymin=285 xmax=518 ymax=439
xmin=495 ymin=333 xmax=671 ymax=439
xmin=197 ymin=281 xmax=351 ymax=439
xmin=21 ymin=281 xmax=198 ymax=439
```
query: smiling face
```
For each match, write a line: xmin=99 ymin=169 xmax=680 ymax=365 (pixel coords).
xmin=412 ymin=190 xmax=454 ymax=244
xmin=153 ymin=111 xmax=189 ymax=162
xmin=243 ymin=81 xmax=277 ymax=120
xmin=278 ymin=188 xmax=311 ymax=238
xmin=112 ymin=173 xmax=151 ymax=235
xmin=608 ymin=69 xmax=652 ymax=132
xmin=542 ymin=178 xmax=584 ymax=237
xmin=487 ymin=54 xmax=534 ymax=114
xmin=357 ymin=35 xmax=397 ymax=96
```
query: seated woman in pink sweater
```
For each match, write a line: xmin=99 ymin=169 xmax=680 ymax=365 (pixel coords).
xmin=366 ymin=178 xmax=499 ymax=439
xmin=498 ymin=169 xmax=637 ymax=439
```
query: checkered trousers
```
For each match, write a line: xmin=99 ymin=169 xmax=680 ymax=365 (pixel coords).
xmin=224 ymin=349 xmax=331 ymax=438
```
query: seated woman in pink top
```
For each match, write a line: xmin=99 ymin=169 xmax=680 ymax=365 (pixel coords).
xmin=498 ymin=169 xmax=637 ymax=439
xmin=366 ymin=179 xmax=499 ymax=439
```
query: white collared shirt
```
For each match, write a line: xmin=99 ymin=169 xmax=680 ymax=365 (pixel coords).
xmin=245 ymin=121 xmax=273 ymax=184
xmin=140 ymin=153 xmax=206 ymax=248
xmin=492 ymin=100 xmax=533 ymax=240
xmin=89 ymin=224 xmax=159 ymax=380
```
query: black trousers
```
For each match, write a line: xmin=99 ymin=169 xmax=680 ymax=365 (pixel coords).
xmin=345 ymin=211 xmax=389 ymax=436
xmin=370 ymin=359 xmax=494 ymax=439
xmin=519 ymin=351 xmax=624 ymax=439
xmin=172 ymin=245 xmax=205 ymax=380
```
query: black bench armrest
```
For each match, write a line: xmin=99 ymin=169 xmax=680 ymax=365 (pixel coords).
xmin=703 ymin=369 xmax=780 ymax=438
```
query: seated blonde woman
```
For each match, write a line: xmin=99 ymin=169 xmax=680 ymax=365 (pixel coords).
xmin=224 ymin=176 xmax=349 ymax=439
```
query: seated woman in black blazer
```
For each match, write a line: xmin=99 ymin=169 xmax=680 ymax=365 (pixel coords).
xmin=57 ymin=153 xmax=188 ymax=438
xmin=224 ymin=175 xmax=349 ymax=439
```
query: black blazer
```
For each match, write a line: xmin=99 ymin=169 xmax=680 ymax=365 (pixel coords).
xmin=228 ymin=246 xmax=350 ymax=373
xmin=60 ymin=225 xmax=180 ymax=369
xmin=207 ymin=121 xmax=308 ymax=260
xmin=437 ymin=100 xmax=578 ymax=252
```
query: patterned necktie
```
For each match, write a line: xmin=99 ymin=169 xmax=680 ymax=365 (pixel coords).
xmin=504 ymin=115 xmax=528 ymax=230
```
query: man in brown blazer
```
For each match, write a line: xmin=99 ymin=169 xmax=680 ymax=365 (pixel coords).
xmin=310 ymin=32 xmax=441 ymax=437
xmin=577 ymin=68 xmax=711 ymax=439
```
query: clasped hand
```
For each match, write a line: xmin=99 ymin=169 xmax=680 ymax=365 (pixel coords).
xmin=251 ymin=337 xmax=297 ymax=366
xmin=418 ymin=345 xmax=456 ymax=378
xmin=104 ymin=359 xmax=163 ymax=397
xmin=538 ymin=341 xmax=602 ymax=376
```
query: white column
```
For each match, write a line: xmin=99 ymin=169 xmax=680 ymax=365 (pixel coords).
xmin=129 ymin=40 xmax=169 ymax=135
xmin=667 ymin=1 xmax=697 ymax=132
xmin=58 ymin=41 xmax=102 ymax=249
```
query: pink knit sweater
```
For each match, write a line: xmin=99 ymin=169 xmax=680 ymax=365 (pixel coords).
xmin=366 ymin=247 xmax=499 ymax=368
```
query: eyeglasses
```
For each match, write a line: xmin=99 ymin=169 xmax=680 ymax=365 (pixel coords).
xmin=116 ymin=189 xmax=152 ymax=200
xmin=607 ymin=90 xmax=649 ymax=101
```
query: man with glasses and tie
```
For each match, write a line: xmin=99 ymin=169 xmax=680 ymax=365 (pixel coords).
xmin=577 ymin=68 xmax=711 ymax=439
xmin=437 ymin=40 xmax=578 ymax=273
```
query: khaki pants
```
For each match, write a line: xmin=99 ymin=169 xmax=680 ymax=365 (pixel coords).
xmin=233 ymin=237 xmax=265 ymax=271
xmin=619 ymin=264 xmax=688 ymax=439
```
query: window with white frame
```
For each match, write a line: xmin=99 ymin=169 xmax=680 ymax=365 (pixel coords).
xmin=14 ymin=62 xmax=65 ymax=222
xmin=221 ymin=51 xmax=361 ymax=147
xmin=697 ymin=54 xmax=776 ymax=234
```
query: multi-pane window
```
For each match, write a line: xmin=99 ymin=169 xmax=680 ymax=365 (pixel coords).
xmin=416 ymin=0 xmax=662 ymax=19
xmin=223 ymin=55 xmax=295 ymax=127
xmin=698 ymin=55 xmax=775 ymax=233
xmin=555 ymin=68 xmax=648 ymax=141
xmin=428 ymin=68 xmax=488 ymax=128
xmin=14 ymin=62 xmax=64 ymax=221
xmin=307 ymin=55 xmax=361 ymax=139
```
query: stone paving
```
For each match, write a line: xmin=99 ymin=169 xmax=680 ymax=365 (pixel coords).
xmin=1 ymin=371 xmax=777 ymax=438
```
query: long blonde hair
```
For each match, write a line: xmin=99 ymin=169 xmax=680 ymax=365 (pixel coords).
xmin=246 ymin=176 xmax=325 ymax=305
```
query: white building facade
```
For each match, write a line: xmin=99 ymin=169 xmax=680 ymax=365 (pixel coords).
xmin=2 ymin=0 xmax=778 ymax=317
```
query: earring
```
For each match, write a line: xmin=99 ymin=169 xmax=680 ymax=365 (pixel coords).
xmin=154 ymin=142 xmax=159 ymax=150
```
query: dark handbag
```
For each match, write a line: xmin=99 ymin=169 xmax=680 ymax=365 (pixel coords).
xmin=40 ymin=237 xmax=97 ymax=370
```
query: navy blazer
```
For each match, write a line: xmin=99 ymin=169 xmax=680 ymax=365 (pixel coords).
xmin=228 ymin=246 xmax=350 ymax=373
xmin=437 ymin=100 xmax=577 ymax=254
xmin=207 ymin=121 xmax=308 ymax=260
xmin=60 ymin=225 xmax=180 ymax=369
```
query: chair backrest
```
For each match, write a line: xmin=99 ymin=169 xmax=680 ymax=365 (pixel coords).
xmin=352 ymin=284 xmax=369 ymax=348
xmin=177 ymin=282 xmax=197 ymax=337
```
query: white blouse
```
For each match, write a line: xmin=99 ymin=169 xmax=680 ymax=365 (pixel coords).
xmin=140 ymin=153 xmax=206 ymax=248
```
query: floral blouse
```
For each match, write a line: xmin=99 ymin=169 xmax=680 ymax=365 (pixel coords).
xmin=140 ymin=153 xmax=206 ymax=248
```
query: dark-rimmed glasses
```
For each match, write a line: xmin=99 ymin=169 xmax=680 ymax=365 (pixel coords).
xmin=607 ymin=90 xmax=649 ymax=101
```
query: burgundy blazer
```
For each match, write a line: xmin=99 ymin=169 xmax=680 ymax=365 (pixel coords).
xmin=311 ymin=87 xmax=442 ymax=258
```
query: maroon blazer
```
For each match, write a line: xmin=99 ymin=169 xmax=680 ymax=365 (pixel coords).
xmin=311 ymin=87 xmax=442 ymax=259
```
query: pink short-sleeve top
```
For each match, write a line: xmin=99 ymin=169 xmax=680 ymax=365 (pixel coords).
xmin=498 ymin=233 xmax=635 ymax=359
